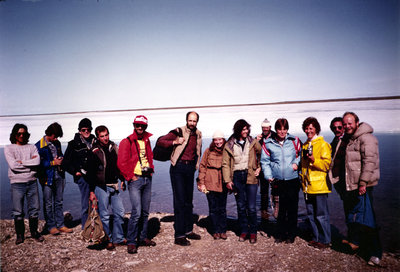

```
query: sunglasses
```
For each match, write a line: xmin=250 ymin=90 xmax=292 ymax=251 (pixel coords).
xmin=134 ymin=124 xmax=146 ymax=128
xmin=333 ymin=126 xmax=343 ymax=130
xmin=17 ymin=132 xmax=27 ymax=137
xmin=80 ymin=128 xmax=92 ymax=133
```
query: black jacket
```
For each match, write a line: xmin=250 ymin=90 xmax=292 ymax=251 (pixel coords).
xmin=62 ymin=133 xmax=96 ymax=181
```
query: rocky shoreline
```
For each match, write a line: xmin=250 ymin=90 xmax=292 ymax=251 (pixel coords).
xmin=1 ymin=213 xmax=399 ymax=272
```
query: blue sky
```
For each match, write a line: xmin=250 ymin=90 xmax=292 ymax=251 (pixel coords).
xmin=0 ymin=0 xmax=398 ymax=116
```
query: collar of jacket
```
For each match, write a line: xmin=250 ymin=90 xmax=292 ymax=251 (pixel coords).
xmin=128 ymin=131 xmax=153 ymax=141
xmin=73 ymin=132 xmax=96 ymax=144
xmin=39 ymin=136 xmax=49 ymax=149
xmin=226 ymin=135 xmax=255 ymax=152
xmin=267 ymin=133 xmax=296 ymax=145
xmin=305 ymin=135 xmax=324 ymax=145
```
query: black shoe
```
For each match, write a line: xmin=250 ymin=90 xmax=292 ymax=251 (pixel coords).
xmin=274 ymin=238 xmax=284 ymax=244
xmin=175 ymin=237 xmax=191 ymax=246
xmin=285 ymin=238 xmax=295 ymax=244
xmin=186 ymin=232 xmax=201 ymax=240
xmin=16 ymin=234 xmax=24 ymax=245
xmin=127 ymin=244 xmax=137 ymax=254
xmin=106 ymin=242 xmax=116 ymax=251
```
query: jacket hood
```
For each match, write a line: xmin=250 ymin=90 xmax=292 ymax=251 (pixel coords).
xmin=352 ymin=122 xmax=374 ymax=139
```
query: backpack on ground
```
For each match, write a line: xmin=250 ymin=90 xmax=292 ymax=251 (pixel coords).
xmin=81 ymin=199 xmax=105 ymax=244
xmin=153 ymin=127 xmax=183 ymax=161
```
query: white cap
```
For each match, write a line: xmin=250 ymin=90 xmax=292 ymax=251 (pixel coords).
xmin=212 ymin=130 xmax=225 ymax=139
xmin=261 ymin=118 xmax=271 ymax=127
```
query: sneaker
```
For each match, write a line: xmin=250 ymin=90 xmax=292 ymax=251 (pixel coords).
xmin=186 ymin=232 xmax=201 ymax=240
xmin=212 ymin=233 xmax=220 ymax=240
xmin=58 ymin=226 xmax=73 ymax=233
xmin=368 ymin=256 xmax=380 ymax=266
xmin=49 ymin=227 xmax=60 ymax=235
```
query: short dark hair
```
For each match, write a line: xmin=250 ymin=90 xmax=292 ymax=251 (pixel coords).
xmin=343 ymin=112 xmax=359 ymax=123
xmin=186 ymin=111 xmax=199 ymax=122
xmin=302 ymin=117 xmax=321 ymax=135
xmin=95 ymin=125 xmax=109 ymax=137
xmin=330 ymin=117 xmax=343 ymax=132
xmin=233 ymin=119 xmax=251 ymax=140
xmin=45 ymin=122 xmax=63 ymax=138
xmin=275 ymin=118 xmax=289 ymax=131
xmin=10 ymin=123 xmax=30 ymax=144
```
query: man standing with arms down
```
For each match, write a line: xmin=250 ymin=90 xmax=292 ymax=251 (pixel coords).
xmin=89 ymin=125 xmax=126 ymax=251
xmin=63 ymin=118 xmax=96 ymax=229
xmin=342 ymin=112 xmax=382 ymax=266
xmin=158 ymin=111 xmax=202 ymax=246
xmin=118 ymin=115 xmax=156 ymax=254
xmin=256 ymin=118 xmax=276 ymax=220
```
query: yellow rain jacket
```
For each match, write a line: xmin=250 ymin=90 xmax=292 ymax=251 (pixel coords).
xmin=300 ymin=136 xmax=332 ymax=194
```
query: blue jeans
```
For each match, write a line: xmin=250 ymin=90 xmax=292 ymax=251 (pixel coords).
xmin=233 ymin=170 xmax=258 ymax=235
xmin=42 ymin=175 xmax=66 ymax=230
xmin=170 ymin=162 xmax=195 ymax=238
xmin=206 ymin=189 xmax=227 ymax=234
xmin=11 ymin=180 xmax=40 ymax=220
xmin=95 ymin=186 xmax=125 ymax=243
xmin=305 ymin=193 xmax=331 ymax=244
xmin=127 ymin=176 xmax=152 ymax=246
xmin=76 ymin=176 xmax=90 ymax=229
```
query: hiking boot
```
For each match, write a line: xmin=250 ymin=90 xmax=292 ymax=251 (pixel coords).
xmin=175 ymin=237 xmax=190 ymax=246
xmin=49 ymin=227 xmax=61 ymax=235
xmin=139 ymin=238 xmax=156 ymax=247
xmin=106 ymin=242 xmax=115 ymax=251
xmin=238 ymin=233 xmax=247 ymax=242
xmin=249 ymin=234 xmax=257 ymax=244
xmin=219 ymin=233 xmax=227 ymax=240
xmin=213 ymin=233 xmax=220 ymax=240
xmin=127 ymin=244 xmax=137 ymax=254
xmin=29 ymin=217 xmax=44 ymax=242
xmin=58 ymin=226 xmax=73 ymax=233
xmin=14 ymin=219 xmax=25 ymax=245
xmin=186 ymin=232 xmax=201 ymax=240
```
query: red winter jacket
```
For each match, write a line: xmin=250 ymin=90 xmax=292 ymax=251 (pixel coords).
xmin=117 ymin=131 xmax=154 ymax=182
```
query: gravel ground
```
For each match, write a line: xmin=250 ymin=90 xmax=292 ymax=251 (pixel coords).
xmin=1 ymin=213 xmax=399 ymax=272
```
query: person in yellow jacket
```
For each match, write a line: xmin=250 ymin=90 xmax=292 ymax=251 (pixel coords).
xmin=300 ymin=117 xmax=332 ymax=249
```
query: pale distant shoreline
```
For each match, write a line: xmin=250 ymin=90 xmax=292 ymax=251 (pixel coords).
xmin=1 ymin=95 xmax=399 ymax=118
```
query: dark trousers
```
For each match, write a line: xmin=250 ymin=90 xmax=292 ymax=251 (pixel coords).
xmin=276 ymin=178 xmax=300 ymax=240
xmin=206 ymin=189 xmax=227 ymax=234
xmin=170 ymin=162 xmax=195 ymax=238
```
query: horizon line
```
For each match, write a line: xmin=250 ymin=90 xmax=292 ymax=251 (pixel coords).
xmin=1 ymin=95 xmax=399 ymax=118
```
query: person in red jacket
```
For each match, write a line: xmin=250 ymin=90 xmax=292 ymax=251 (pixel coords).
xmin=117 ymin=115 xmax=156 ymax=254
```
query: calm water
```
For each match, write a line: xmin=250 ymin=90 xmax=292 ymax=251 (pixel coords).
xmin=1 ymin=134 xmax=399 ymax=253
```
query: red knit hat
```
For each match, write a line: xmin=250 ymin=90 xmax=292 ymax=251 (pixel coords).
xmin=133 ymin=115 xmax=148 ymax=125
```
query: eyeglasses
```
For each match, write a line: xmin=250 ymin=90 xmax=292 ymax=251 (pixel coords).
xmin=333 ymin=126 xmax=343 ymax=130
xmin=134 ymin=124 xmax=146 ymax=128
xmin=80 ymin=128 xmax=92 ymax=133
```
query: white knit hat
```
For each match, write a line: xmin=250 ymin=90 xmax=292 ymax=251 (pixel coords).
xmin=261 ymin=118 xmax=271 ymax=127
xmin=212 ymin=130 xmax=225 ymax=139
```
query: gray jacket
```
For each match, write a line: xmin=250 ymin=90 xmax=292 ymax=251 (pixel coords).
xmin=345 ymin=122 xmax=380 ymax=191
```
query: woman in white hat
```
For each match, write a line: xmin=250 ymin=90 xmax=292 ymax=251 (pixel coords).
xmin=197 ymin=130 xmax=227 ymax=240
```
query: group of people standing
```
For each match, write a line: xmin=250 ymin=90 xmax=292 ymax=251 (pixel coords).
xmin=4 ymin=111 xmax=382 ymax=266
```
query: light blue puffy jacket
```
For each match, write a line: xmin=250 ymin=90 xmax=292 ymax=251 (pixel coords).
xmin=261 ymin=134 xmax=301 ymax=181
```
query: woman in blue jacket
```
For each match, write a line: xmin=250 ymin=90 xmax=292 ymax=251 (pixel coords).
xmin=261 ymin=118 xmax=301 ymax=243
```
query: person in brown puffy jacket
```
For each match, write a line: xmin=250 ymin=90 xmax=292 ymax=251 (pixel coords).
xmin=197 ymin=130 xmax=227 ymax=240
